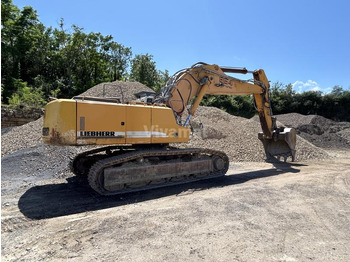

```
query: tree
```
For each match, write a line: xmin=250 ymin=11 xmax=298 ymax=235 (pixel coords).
xmin=201 ymin=95 xmax=255 ymax=118
xmin=1 ymin=0 xmax=42 ymax=101
xmin=8 ymin=79 xmax=45 ymax=108
xmin=154 ymin=69 xmax=170 ymax=92
xmin=1 ymin=1 xmax=134 ymax=102
xmin=320 ymin=86 xmax=350 ymax=121
xmin=106 ymin=42 xmax=132 ymax=81
xmin=295 ymin=91 xmax=322 ymax=115
xmin=270 ymin=82 xmax=298 ymax=114
xmin=330 ymin=85 xmax=344 ymax=97
xmin=130 ymin=54 xmax=158 ymax=88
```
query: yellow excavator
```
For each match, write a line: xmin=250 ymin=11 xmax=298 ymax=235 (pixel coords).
xmin=42 ymin=62 xmax=296 ymax=195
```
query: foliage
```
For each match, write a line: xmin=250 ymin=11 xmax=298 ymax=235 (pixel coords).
xmin=106 ymin=41 xmax=132 ymax=81
xmin=270 ymin=84 xmax=350 ymax=122
xmin=270 ymin=82 xmax=297 ymax=113
xmin=201 ymin=83 xmax=350 ymax=121
xmin=8 ymin=79 xmax=45 ymax=108
xmin=1 ymin=0 xmax=165 ymax=106
xmin=154 ymin=69 xmax=170 ymax=92
xmin=319 ymin=86 xmax=350 ymax=121
xmin=202 ymin=95 xmax=256 ymax=118
xmin=130 ymin=54 xmax=158 ymax=89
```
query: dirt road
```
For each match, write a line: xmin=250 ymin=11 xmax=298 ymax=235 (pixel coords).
xmin=1 ymin=151 xmax=350 ymax=261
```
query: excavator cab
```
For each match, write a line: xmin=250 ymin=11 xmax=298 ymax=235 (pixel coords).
xmin=258 ymin=127 xmax=296 ymax=162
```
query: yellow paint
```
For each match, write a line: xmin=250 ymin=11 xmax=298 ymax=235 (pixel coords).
xmin=43 ymin=99 xmax=190 ymax=146
xmin=151 ymin=106 xmax=190 ymax=143
xmin=125 ymin=104 xmax=151 ymax=144
xmin=77 ymin=101 xmax=126 ymax=145
xmin=42 ymin=99 xmax=77 ymax=145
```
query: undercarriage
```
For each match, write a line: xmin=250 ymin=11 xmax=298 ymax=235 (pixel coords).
xmin=70 ymin=145 xmax=229 ymax=195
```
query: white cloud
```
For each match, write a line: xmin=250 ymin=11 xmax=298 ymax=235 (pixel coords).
xmin=323 ymin=87 xmax=333 ymax=94
xmin=292 ymin=80 xmax=321 ymax=93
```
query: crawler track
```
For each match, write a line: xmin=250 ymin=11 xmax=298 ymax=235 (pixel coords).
xmin=70 ymin=146 xmax=133 ymax=177
xmin=71 ymin=146 xmax=229 ymax=195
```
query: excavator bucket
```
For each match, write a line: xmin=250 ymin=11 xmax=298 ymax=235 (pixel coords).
xmin=258 ymin=128 xmax=296 ymax=162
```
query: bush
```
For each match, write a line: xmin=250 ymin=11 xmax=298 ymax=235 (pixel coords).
xmin=8 ymin=79 xmax=46 ymax=108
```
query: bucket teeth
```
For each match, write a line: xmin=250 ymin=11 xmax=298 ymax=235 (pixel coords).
xmin=271 ymin=152 xmax=295 ymax=162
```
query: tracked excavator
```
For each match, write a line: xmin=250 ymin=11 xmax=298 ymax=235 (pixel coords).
xmin=42 ymin=62 xmax=296 ymax=195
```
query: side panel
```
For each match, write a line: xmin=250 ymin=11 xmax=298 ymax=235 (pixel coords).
xmin=125 ymin=105 xmax=152 ymax=144
xmin=42 ymin=100 xmax=190 ymax=146
xmin=151 ymin=107 xmax=190 ymax=144
xmin=42 ymin=99 xmax=77 ymax=145
xmin=76 ymin=101 xmax=126 ymax=145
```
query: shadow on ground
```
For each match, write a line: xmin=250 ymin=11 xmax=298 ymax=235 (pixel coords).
xmin=18 ymin=163 xmax=303 ymax=220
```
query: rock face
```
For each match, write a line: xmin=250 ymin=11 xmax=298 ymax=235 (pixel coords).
xmin=1 ymin=106 xmax=43 ymax=128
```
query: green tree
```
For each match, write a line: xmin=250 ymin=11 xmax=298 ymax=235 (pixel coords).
xmin=201 ymin=95 xmax=255 ymax=118
xmin=320 ymin=86 xmax=350 ymax=121
xmin=130 ymin=54 xmax=158 ymax=88
xmin=8 ymin=79 xmax=45 ymax=108
xmin=295 ymin=91 xmax=322 ymax=115
xmin=1 ymin=0 xmax=42 ymax=101
xmin=270 ymin=82 xmax=298 ymax=114
xmin=154 ymin=69 xmax=170 ymax=92
xmin=2 ymin=1 xmax=134 ymax=103
xmin=106 ymin=42 xmax=132 ymax=81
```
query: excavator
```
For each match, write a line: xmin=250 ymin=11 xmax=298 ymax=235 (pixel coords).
xmin=42 ymin=62 xmax=296 ymax=195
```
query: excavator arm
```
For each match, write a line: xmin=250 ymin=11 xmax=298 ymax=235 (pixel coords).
xmin=156 ymin=62 xmax=296 ymax=161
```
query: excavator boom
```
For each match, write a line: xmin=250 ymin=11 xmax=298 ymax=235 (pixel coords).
xmin=156 ymin=62 xmax=296 ymax=161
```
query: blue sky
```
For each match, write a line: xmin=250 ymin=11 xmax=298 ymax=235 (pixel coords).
xmin=14 ymin=0 xmax=350 ymax=93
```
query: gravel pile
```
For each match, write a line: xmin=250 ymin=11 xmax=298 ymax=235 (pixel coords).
xmin=274 ymin=113 xmax=350 ymax=149
xmin=1 ymin=117 xmax=94 ymax=183
xmin=1 ymin=81 xmax=331 ymax=181
xmin=1 ymin=144 xmax=80 ymax=183
xmin=79 ymin=81 xmax=154 ymax=102
xmin=1 ymin=117 xmax=44 ymax=156
xmin=183 ymin=107 xmax=329 ymax=162
xmin=337 ymin=128 xmax=350 ymax=142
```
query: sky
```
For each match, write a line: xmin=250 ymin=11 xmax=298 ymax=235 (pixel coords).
xmin=14 ymin=0 xmax=350 ymax=93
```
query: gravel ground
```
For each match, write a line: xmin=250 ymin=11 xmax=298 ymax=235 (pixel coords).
xmin=2 ymin=155 xmax=350 ymax=261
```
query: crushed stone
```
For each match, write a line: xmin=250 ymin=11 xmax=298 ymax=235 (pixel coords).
xmin=78 ymin=81 xmax=153 ymax=102
xmin=183 ymin=107 xmax=329 ymax=162
xmin=273 ymin=113 xmax=350 ymax=149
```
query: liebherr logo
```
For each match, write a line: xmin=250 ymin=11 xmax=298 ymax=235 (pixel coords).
xmin=78 ymin=131 xmax=124 ymax=138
